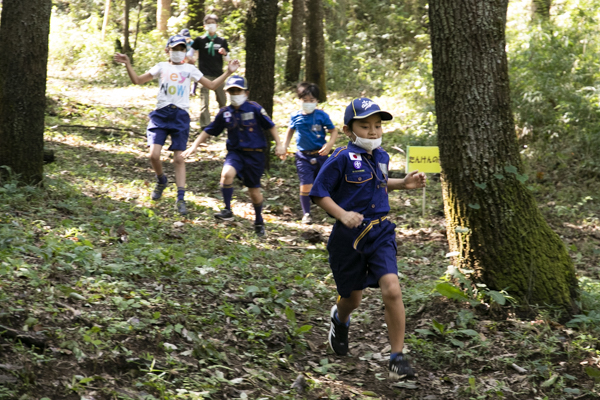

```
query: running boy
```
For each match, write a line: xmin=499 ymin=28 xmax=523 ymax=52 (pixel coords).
xmin=309 ymin=98 xmax=426 ymax=378
xmin=114 ymin=35 xmax=239 ymax=215
xmin=283 ymin=83 xmax=337 ymax=224
xmin=182 ymin=75 xmax=286 ymax=236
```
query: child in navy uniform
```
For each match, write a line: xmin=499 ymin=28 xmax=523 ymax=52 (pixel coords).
xmin=182 ymin=75 xmax=286 ymax=236
xmin=114 ymin=35 xmax=239 ymax=215
xmin=310 ymin=98 xmax=426 ymax=378
xmin=283 ymin=84 xmax=337 ymax=224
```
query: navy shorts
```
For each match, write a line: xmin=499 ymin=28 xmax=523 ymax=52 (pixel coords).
xmin=146 ymin=105 xmax=190 ymax=151
xmin=327 ymin=217 xmax=398 ymax=298
xmin=224 ymin=149 xmax=265 ymax=188
xmin=295 ymin=151 xmax=328 ymax=185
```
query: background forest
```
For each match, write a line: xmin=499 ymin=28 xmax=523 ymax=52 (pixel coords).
xmin=0 ymin=0 xmax=600 ymax=399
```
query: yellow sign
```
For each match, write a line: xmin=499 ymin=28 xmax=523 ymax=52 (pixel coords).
xmin=406 ymin=146 xmax=441 ymax=173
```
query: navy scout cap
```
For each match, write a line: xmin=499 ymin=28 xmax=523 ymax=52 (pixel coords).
xmin=167 ymin=35 xmax=187 ymax=48
xmin=224 ymin=75 xmax=248 ymax=90
xmin=343 ymin=97 xmax=393 ymax=126
xmin=178 ymin=28 xmax=191 ymax=38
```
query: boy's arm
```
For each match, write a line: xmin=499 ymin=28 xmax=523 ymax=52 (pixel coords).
xmin=199 ymin=59 xmax=240 ymax=90
xmin=181 ymin=131 xmax=211 ymax=159
xmin=388 ymin=170 xmax=427 ymax=191
xmin=114 ymin=53 xmax=153 ymax=85
xmin=269 ymin=126 xmax=286 ymax=157
xmin=313 ymin=197 xmax=364 ymax=228
xmin=319 ymin=127 xmax=338 ymax=156
xmin=283 ymin=127 xmax=295 ymax=153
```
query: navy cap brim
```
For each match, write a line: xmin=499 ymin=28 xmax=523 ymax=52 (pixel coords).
xmin=348 ymin=110 xmax=393 ymax=124
xmin=224 ymin=84 xmax=246 ymax=90
xmin=169 ymin=42 xmax=187 ymax=48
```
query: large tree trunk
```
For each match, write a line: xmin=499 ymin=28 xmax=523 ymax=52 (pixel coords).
xmin=187 ymin=0 xmax=205 ymax=31
xmin=157 ymin=0 xmax=171 ymax=33
xmin=305 ymin=0 xmax=326 ymax=101
xmin=284 ymin=0 xmax=305 ymax=87
xmin=246 ymin=0 xmax=279 ymax=168
xmin=0 ymin=0 xmax=52 ymax=185
xmin=429 ymin=0 xmax=577 ymax=314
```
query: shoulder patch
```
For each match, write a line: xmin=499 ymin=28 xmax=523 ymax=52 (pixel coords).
xmin=260 ymin=108 xmax=268 ymax=117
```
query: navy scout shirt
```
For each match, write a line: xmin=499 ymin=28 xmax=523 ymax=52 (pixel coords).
xmin=288 ymin=109 xmax=335 ymax=151
xmin=310 ymin=142 xmax=391 ymax=219
xmin=204 ymin=101 xmax=275 ymax=150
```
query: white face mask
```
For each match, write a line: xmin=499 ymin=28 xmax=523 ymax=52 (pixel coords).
xmin=352 ymin=132 xmax=382 ymax=151
xmin=170 ymin=51 xmax=186 ymax=63
xmin=302 ymin=102 xmax=317 ymax=114
xmin=206 ymin=24 xmax=217 ymax=34
xmin=230 ymin=94 xmax=247 ymax=106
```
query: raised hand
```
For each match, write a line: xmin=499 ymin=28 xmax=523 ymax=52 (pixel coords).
xmin=228 ymin=59 xmax=240 ymax=73
xmin=113 ymin=53 xmax=130 ymax=65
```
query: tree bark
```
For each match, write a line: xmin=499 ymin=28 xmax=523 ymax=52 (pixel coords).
xmin=284 ymin=0 xmax=305 ymax=87
xmin=429 ymin=0 xmax=577 ymax=314
xmin=157 ymin=0 xmax=171 ymax=33
xmin=245 ymin=0 xmax=279 ymax=168
xmin=187 ymin=0 xmax=205 ymax=31
xmin=0 ymin=0 xmax=52 ymax=185
xmin=123 ymin=0 xmax=133 ymax=54
xmin=305 ymin=0 xmax=326 ymax=101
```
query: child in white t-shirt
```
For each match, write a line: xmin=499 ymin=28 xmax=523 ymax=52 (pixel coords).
xmin=114 ymin=35 xmax=239 ymax=215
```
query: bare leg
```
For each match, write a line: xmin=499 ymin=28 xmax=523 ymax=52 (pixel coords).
xmin=336 ymin=290 xmax=363 ymax=323
xmin=379 ymin=273 xmax=406 ymax=354
xmin=220 ymin=164 xmax=237 ymax=186
xmin=149 ymin=144 xmax=164 ymax=176
xmin=248 ymin=187 xmax=263 ymax=205
xmin=173 ymin=150 xmax=185 ymax=188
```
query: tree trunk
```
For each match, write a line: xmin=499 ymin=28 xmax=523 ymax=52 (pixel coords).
xmin=284 ymin=0 xmax=305 ymax=87
xmin=102 ymin=0 xmax=111 ymax=41
xmin=428 ymin=0 xmax=577 ymax=314
xmin=187 ymin=0 xmax=205 ymax=31
xmin=157 ymin=0 xmax=171 ymax=33
xmin=532 ymin=0 xmax=551 ymax=19
xmin=246 ymin=0 xmax=279 ymax=169
xmin=123 ymin=0 xmax=133 ymax=54
xmin=305 ymin=0 xmax=326 ymax=101
xmin=0 ymin=0 xmax=52 ymax=185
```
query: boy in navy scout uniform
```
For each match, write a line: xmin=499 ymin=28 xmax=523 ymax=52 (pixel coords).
xmin=283 ymin=83 xmax=338 ymax=224
xmin=182 ymin=75 xmax=286 ymax=236
xmin=310 ymin=98 xmax=426 ymax=378
xmin=114 ymin=35 xmax=239 ymax=215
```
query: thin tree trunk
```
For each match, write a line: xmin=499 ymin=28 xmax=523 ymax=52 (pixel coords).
xmin=102 ymin=0 xmax=111 ymax=41
xmin=0 ymin=0 xmax=52 ymax=184
xmin=134 ymin=0 xmax=144 ymax=51
xmin=123 ymin=0 xmax=132 ymax=54
xmin=305 ymin=0 xmax=326 ymax=101
xmin=187 ymin=0 xmax=205 ymax=31
xmin=532 ymin=0 xmax=551 ymax=19
xmin=157 ymin=0 xmax=171 ymax=33
xmin=429 ymin=0 xmax=577 ymax=314
xmin=284 ymin=0 xmax=305 ymax=87
xmin=246 ymin=0 xmax=279 ymax=169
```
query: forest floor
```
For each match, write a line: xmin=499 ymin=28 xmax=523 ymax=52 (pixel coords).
xmin=1 ymin=74 xmax=600 ymax=400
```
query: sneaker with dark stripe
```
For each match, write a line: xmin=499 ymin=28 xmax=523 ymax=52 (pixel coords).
xmin=176 ymin=200 xmax=187 ymax=216
xmin=151 ymin=178 xmax=168 ymax=200
xmin=328 ymin=305 xmax=349 ymax=356
xmin=389 ymin=354 xmax=415 ymax=379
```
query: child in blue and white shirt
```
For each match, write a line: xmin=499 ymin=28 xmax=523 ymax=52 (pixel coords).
xmin=283 ymin=83 xmax=337 ymax=224
xmin=114 ymin=35 xmax=239 ymax=215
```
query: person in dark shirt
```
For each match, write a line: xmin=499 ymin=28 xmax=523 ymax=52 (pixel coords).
xmin=182 ymin=75 xmax=286 ymax=236
xmin=191 ymin=14 xmax=230 ymax=129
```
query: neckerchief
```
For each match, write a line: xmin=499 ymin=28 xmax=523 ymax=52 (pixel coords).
xmin=207 ymin=34 xmax=217 ymax=57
